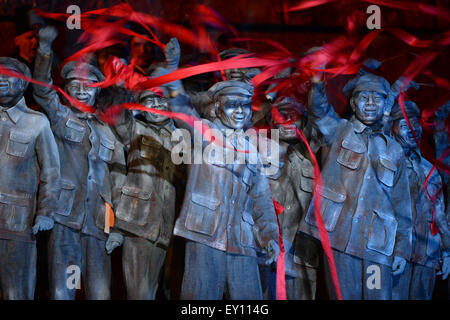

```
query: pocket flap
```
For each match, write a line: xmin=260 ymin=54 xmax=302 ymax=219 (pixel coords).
xmin=100 ymin=137 xmax=115 ymax=150
xmin=141 ymin=136 xmax=161 ymax=148
xmin=121 ymin=186 xmax=151 ymax=200
xmin=379 ymin=157 xmax=397 ymax=172
xmin=0 ymin=192 xmax=31 ymax=207
xmin=65 ymin=118 xmax=85 ymax=131
xmin=60 ymin=179 xmax=76 ymax=190
xmin=9 ymin=131 xmax=33 ymax=143
xmin=242 ymin=211 xmax=255 ymax=225
xmin=341 ymin=135 xmax=366 ymax=153
xmin=191 ymin=193 xmax=220 ymax=210
xmin=301 ymin=165 xmax=314 ymax=178
xmin=316 ymin=186 xmax=346 ymax=203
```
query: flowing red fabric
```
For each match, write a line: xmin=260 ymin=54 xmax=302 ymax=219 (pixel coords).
xmin=273 ymin=198 xmax=287 ymax=300
xmin=295 ymin=128 xmax=342 ymax=300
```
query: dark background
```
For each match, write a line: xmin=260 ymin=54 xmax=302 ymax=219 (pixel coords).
xmin=0 ymin=0 xmax=449 ymax=300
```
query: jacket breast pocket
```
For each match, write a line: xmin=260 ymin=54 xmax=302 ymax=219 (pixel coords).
xmin=367 ymin=209 xmax=397 ymax=256
xmin=6 ymin=131 xmax=33 ymax=157
xmin=240 ymin=210 xmax=256 ymax=248
xmin=98 ymin=137 xmax=115 ymax=163
xmin=305 ymin=187 xmax=346 ymax=232
xmin=336 ymin=136 xmax=366 ymax=170
xmin=115 ymin=186 xmax=153 ymax=226
xmin=0 ymin=192 xmax=31 ymax=232
xmin=185 ymin=193 xmax=221 ymax=236
xmin=64 ymin=119 xmax=86 ymax=143
xmin=55 ymin=180 xmax=76 ymax=216
xmin=376 ymin=157 xmax=397 ymax=187
xmin=300 ymin=165 xmax=313 ymax=193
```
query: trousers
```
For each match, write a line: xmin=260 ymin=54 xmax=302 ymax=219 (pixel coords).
xmin=0 ymin=239 xmax=36 ymax=300
xmin=392 ymin=261 xmax=436 ymax=300
xmin=122 ymin=236 xmax=167 ymax=300
xmin=323 ymin=248 xmax=393 ymax=300
xmin=48 ymin=223 xmax=111 ymax=300
xmin=181 ymin=240 xmax=263 ymax=300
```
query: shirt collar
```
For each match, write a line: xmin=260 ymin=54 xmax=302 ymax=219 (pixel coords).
xmin=3 ymin=97 xmax=27 ymax=124
xmin=351 ymin=116 xmax=368 ymax=134
xmin=350 ymin=116 xmax=382 ymax=134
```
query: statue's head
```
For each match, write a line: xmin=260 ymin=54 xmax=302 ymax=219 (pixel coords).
xmin=391 ymin=100 xmax=422 ymax=149
xmin=219 ymin=48 xmax=260 ymax=83
xmin=61 ymin=61 xmax=105 ymax=107
xmin=208 ymin=80 xmax=253 ymax=130
xmin=135 ymin=88 xmax=169 ymax=124
xmin=0 ymin=57 xmax=31 ymax=107
xmin=268 ymin=97 xmax=305 ymax=141
xmin=344 ymin=74 xmax=390 ymax=126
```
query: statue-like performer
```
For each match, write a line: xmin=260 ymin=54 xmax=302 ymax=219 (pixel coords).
xmin=33 ymin=26 xmax=126 ymax=300
xmin=165 ymin=78 xmax=280 ymax=299
xmin=259 ymin=97 xmax=321 ymax=300
xmin=390 ymin=100 xmax=450 ymax=299
xmin=0 ymin=57 xmax=60 ymax=299
xmin=105 ymin=88 xmax=179 ymax=299
xmin=298 ymin=73 xmax=413 ymax=299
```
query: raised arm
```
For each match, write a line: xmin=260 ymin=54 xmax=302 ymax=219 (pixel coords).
xmin=33 ymin=26 xmax=68 ymax=125
xmin=307 ymin=80 xmax=342 ymax=144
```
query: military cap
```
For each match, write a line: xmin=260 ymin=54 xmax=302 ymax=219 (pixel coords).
xmin=0 ymin=57 xmax=31 ymax=79
xmin=207 ymin=80 xmax=254 ymax=102
xmin=391 ymin=100 xmax=421 ymax=121
xmin=343 ymin=73 xmax=390 ymax=98
xmin=219 ymin=48 xmax=250 ymax=60
xmin=134 ymin=87 xmax=164 ymax=103
xmin=61 ymin=61 xmax=105 ymax=82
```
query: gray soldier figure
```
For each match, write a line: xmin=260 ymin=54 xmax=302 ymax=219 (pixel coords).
xmin=390 ymin=100 xmax=450 ymax=299
xmin=0 ymin=57 xmax=60 ymax=299
xmin=165 ymin=79 xmax=280 ymax=299
xmin=105 ymin=88 xmax=179 ymax=299
xmin=259 ymin=97 xmax=321 ymax=300
xmin=33 ymin=26 xmax=126 ymax=300
xmin=298 ymin=73 xmax=413 ymax=299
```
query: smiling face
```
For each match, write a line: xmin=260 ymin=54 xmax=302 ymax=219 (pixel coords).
xmin=65 ymin=79 xmax=99 ymax=107
xmin=216 ymin=95 xmax=252 ymax=130
xmin=393 ymin=117 xmax=422 ymax=149
xmin=0 ymin=73 xmax=26 ymax=106
xmin=351 ymin=90 xmax=386 ymax=125
xmin=141 ymin=94 xmax=170 ymax=124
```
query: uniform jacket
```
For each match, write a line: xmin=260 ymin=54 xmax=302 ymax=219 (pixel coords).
xmin=169 ymin=94 xmax=279 ymax=257
xmin=267 ymin=142 xmax=321 ymax=277
xmin=114 ymin=117 xmax=178 ymax=247
xmin=33 ymin=49 xmax=126 ymax=241
xmin=0 ymin=98 xmax=60 ymax=242
xmin=298 ymin=82 xmax=413 ymax=267
xmin=403 ymin=150 xmax=450 ymax=269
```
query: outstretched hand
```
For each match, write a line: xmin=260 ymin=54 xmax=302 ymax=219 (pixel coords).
xmin=164 ymin=38 xmax=181 ymax=70
xmin=38 ymin=26 xmax=58 ymax=54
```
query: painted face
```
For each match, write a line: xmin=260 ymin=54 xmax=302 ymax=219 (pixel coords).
xmin=0 ymin=73 xmax=26 ymax=106
xmin=217 ymin=95 xmax=252 ymax=130
xmin=224 ymin=68 xmax=247 ymax=82
xmin=141 ymin=95 xmax=169 ymax=124
xmin=393 ymin=117 xmax=422 ymax=148
xmin=272 ymin=105 xmax=304 ymax=141
xmin=130 ymin=36 xmax=153 ymax=69
xmin=15 ymin=30 xmax=37 ymax=64
xmin=351 ymin=90 xmax=386 ymax=125
xmin=65 ymin=79 xmax=99 ymax=107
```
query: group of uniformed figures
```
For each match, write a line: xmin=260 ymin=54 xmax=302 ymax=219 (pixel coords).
xmin=0 ymin=24 xmax=449 ymax=300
